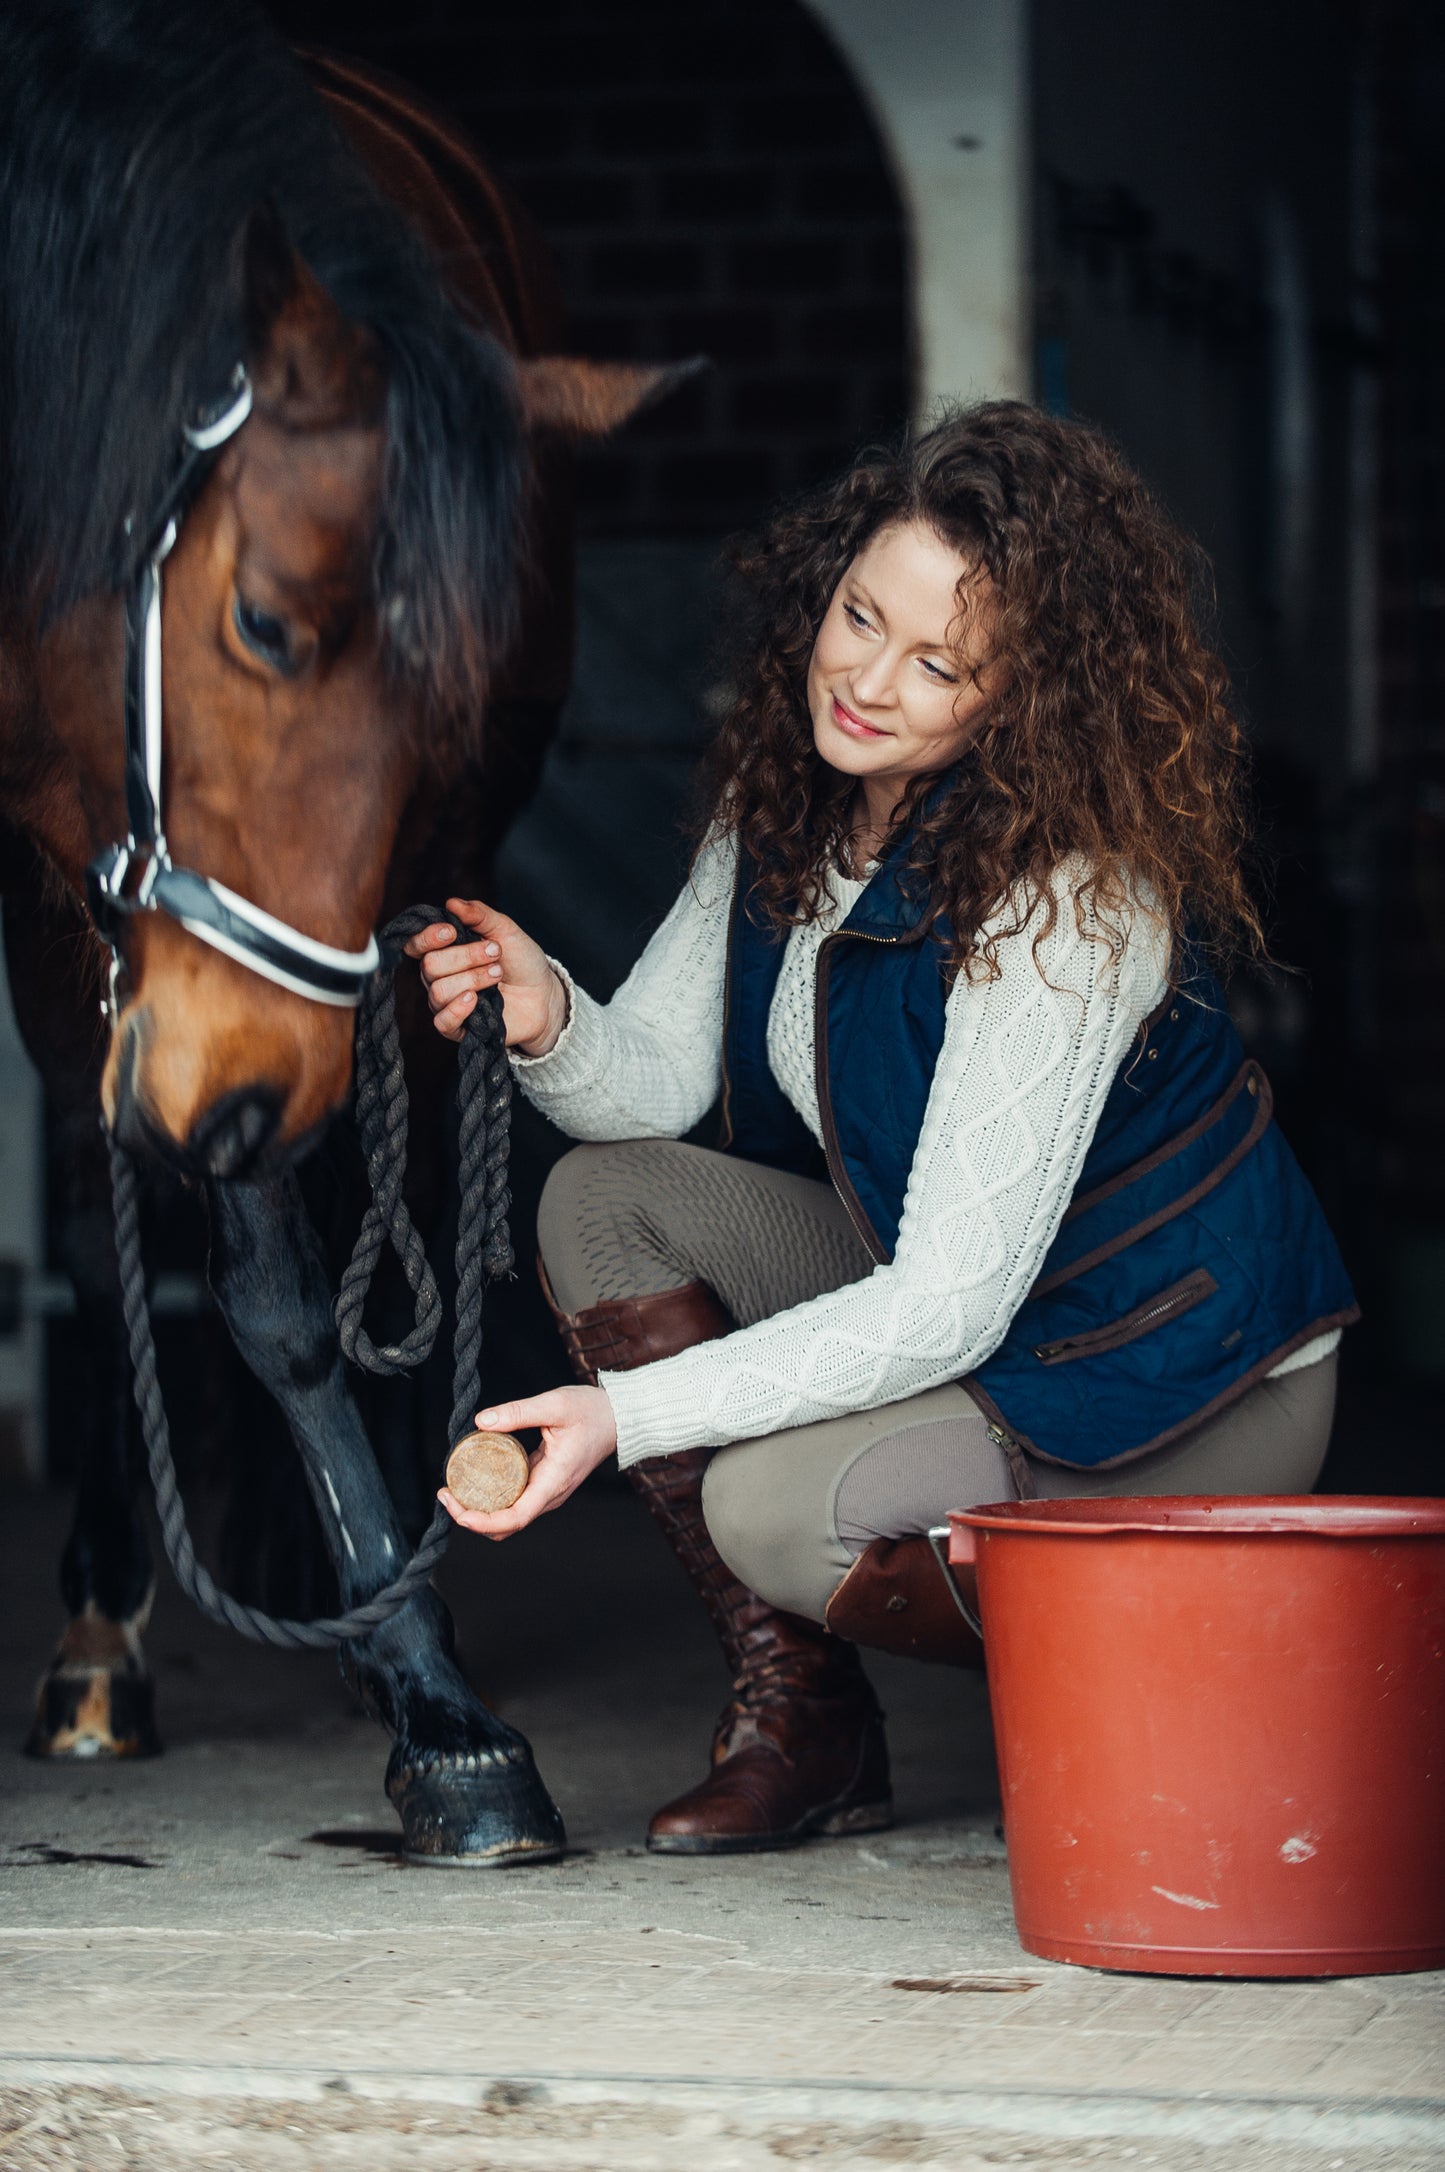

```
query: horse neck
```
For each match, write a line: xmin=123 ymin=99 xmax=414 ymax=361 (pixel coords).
xmin=0 ymin=603 xmax=97 ymax=888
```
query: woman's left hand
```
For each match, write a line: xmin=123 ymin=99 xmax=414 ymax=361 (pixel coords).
xmin=437 ymin=1386 xmax=617 ymax=1539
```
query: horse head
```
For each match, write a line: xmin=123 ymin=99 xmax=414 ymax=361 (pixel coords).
xmin=37 ymin=208 xmax=688 ymax=1180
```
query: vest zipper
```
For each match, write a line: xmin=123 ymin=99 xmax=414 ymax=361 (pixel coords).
xmin=1031 ymin=1267 xmax=1219 ymax=1364
xmin=717 ymin=902 xmax=737 ymax=1151
xmin=813 ymin=927 xmax=900 ymax=1266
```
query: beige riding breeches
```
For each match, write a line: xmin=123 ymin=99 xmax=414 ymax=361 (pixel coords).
xmin=538 ymin=1139 xmax=1339 ymax=1625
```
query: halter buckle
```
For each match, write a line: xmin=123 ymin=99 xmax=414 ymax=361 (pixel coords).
xmin=86 ymin=840 xmax=133 ymax=949
xmin=101 ymin=951 xmax=128 ymax=1026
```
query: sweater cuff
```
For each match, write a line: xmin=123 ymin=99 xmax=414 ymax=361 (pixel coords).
xmin=508 ymin=956 xmax=577 ymax=1071
xmin=602 ymin=1354 xmax=720 ymax=1467
xmin=508 ymin=958 xmax=619 ymax=1111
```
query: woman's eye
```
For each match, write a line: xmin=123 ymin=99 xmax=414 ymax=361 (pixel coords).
xmin=920 ymin=657 xmax=958 ymax=684
xmin=233 ymin=596 xmax=294 ymax=672
xmin=843 ymin=603 xmax=871 ymax=631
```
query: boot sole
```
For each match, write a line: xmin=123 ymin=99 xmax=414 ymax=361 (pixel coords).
xmin=646 ymin=1795 xmax=893 ymax=1856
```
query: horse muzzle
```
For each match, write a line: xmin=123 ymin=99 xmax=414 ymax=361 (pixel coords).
xmin=104 ymin=1016 xmax=282 ymax=1182
xmin=101 ymin=926 xmax=356 ymax=1180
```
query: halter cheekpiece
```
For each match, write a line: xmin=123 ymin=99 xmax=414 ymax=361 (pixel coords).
xmin=85 ymin=364 xmax=381 ymax=1014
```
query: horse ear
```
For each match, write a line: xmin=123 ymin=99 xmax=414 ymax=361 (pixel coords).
xmin=241 ymin=203 xmax=385 ymax=428
xmin=514 ymin=355 xmax=708 ymax=438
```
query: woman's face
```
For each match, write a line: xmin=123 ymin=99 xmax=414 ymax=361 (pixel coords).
xmin=807 ymin=520 xmax=994 ymax=804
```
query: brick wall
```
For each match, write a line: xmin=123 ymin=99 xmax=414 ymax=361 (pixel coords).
xmin=268 ymin=0 xmax=910 ymax=535
xmin=1374 ymin=0 xmax=1445 ymax=1227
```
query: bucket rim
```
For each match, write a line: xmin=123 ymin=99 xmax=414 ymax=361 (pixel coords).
xmin=948 ymin=1494 xmax=1445 ymax=1539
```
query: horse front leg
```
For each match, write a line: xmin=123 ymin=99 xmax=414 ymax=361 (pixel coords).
xmin=1 ymin=870 xmax=162 ymax=1760
xmin=26 ymin=1104 xmax=162 ymax=1759
xmin=204 ymin=1169 xmax=565 ymax=1865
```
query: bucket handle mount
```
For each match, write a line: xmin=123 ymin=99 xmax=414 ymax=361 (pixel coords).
xmin=928 ymin=1523 xmax=984 ymax=1642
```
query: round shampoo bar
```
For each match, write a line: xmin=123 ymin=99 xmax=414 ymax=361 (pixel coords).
xmin=444 ymin=1431 xmax=530 ymax=1514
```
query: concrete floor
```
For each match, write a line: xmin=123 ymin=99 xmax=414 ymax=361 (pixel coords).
xmin=2 ymin=1478 xmax=1443 ymax=2172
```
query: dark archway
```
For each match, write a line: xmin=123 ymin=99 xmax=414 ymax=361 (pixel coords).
xmin=266 ymin=0 xmax=910 ymax=536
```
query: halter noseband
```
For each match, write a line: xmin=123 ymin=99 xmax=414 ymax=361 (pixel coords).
xmin=86 ymin=365 xmax=381 ymax=1015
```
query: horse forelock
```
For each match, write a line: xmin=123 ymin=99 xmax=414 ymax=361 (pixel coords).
xmin=0 ymin=0 xmax=521 ymax=749
xmin=372 ymin=306 xmax=523 ymax=748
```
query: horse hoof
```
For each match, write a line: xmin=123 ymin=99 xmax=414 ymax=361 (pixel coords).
xmin=386 ymin=1737 xmax=566 ymax=1866
xmin=26 ymin=1605 xmax=162 ymax=1760
xmin=27 ymin=1660 xmax=161 ymax=1759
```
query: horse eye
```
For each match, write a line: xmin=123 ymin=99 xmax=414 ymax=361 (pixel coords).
xmin=233 ymin=596 xmax=294 ymax=672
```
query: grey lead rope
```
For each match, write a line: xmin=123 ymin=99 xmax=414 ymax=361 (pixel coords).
xmin=110 ymin=906 xmax=513 ymax=1650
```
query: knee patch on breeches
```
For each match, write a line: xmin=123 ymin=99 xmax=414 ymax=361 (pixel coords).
xmin=700 ymin=1445 xmax=837 ymax=1622
xmin=700 ymin=1450 xmax=775 ymax=1599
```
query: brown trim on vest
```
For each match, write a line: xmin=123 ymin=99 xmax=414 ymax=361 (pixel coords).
xmin=963 ymin=1304 xmax=1359 ymax=1471
xmin=813 ymin=927 xmax=897 ymax=1267
xmin=1031 ymin=1060 xmax=1273 ymax=1299
xmin=997 ymin=1425 xmax=1039 ymax=1499
xmin=1061 ymin=1056 xmax=1266 ymax=1227
xmin=717 ymin=894 xmax=738 ymax=1154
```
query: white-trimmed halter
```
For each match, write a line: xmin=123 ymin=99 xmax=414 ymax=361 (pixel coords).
xmin=86 ymin=365 xmax=381 ymax=1013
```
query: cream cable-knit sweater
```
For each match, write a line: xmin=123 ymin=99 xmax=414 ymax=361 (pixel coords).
xmin=513 ymin=834 xmax=1335 ymax=1467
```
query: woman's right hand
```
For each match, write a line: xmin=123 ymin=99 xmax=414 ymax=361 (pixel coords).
xmin=403 ymin=897 xmax=568 ymax=1055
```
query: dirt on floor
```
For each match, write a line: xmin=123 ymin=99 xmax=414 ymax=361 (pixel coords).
xmin=2 ymin=2086 xmax=1443 ymax=2172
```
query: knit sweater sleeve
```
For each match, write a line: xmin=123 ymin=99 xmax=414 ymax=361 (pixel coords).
xmin=604 ymin=882 xmax=1172 ymax=1466
xmin=508 ymin=832 xmax=734 ymax=1141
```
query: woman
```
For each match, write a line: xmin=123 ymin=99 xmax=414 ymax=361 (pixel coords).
xmin=408 ymin=402 xmax=1358 ymax=1856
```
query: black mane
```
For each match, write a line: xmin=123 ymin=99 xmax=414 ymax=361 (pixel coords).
xmin=0 ymin=0 xmax=520 ymax=722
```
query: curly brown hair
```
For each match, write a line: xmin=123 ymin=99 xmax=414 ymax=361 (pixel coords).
xmin=703 ymin=399 xmax=1266 ymax=984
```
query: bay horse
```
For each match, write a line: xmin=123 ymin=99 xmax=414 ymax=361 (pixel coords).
xmin=0 ymin=0 xmax=687 ymax=1863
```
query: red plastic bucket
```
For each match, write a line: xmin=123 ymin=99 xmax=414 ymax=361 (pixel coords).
xmin=948 ymin=1496 xmax=1445 ymax=1976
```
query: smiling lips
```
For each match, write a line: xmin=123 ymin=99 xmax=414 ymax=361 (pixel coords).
xmin=831 ymin=694 xmax=889 ymax=740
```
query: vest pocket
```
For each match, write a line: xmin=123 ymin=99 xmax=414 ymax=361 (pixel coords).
xmin=1031 ymin=1268 xmax=1219 ymax=1366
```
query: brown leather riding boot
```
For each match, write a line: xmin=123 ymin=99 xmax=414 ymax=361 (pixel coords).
xmin=538 ymin=1262 xmax=735 ymax=1382
xmin=826 ymin=1536 xmax=986 ymax=1669
xmin=540 ymin=1263 xmax=891 ymax=1853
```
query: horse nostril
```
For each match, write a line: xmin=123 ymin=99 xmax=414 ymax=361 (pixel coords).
xmin=187 ymin=1089 xmax=283 ymax=1181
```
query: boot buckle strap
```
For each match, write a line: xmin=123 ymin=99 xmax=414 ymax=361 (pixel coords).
xmin=565 ymin=1311 xmax=640 ymax=1366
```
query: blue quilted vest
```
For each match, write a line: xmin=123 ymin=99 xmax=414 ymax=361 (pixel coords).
xmin=718 ymin=835 xmax=1358 ymax=1469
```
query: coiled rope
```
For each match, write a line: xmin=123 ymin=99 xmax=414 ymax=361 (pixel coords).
xmin=110 ymin=904 xmax=512 ymax=1649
